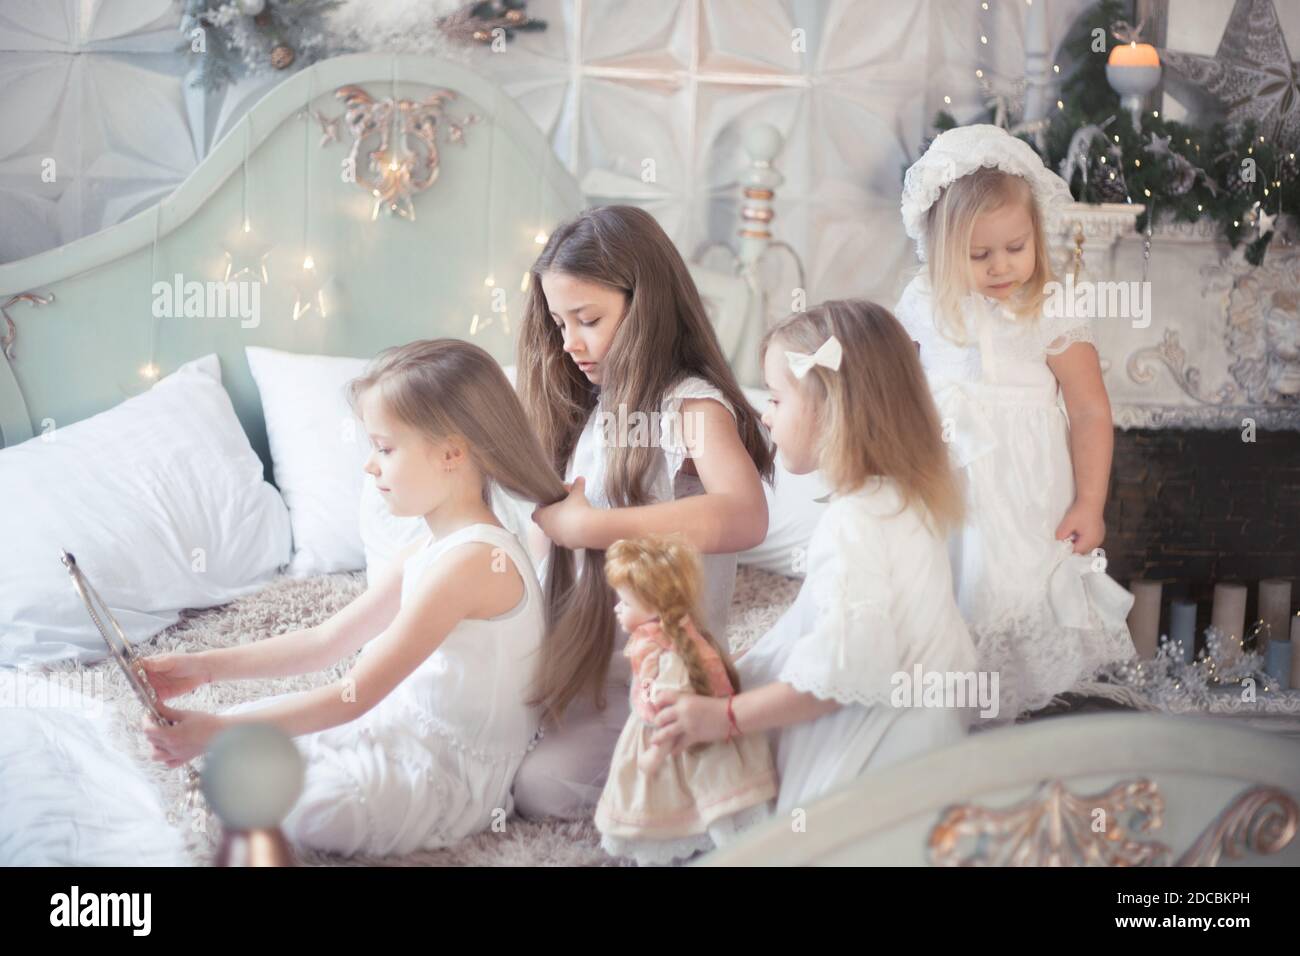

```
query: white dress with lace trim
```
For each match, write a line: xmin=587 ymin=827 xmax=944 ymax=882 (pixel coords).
xmin=736 ymin=478 xmax=978 ymax=815
xmin=894 ymin=270 xmax=1136 ymax=724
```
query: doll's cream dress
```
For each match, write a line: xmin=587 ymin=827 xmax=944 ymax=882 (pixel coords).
xmin=595 ymin=617 xmax=776 ymax=865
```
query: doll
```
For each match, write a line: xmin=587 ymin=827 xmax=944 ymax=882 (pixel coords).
xmin=593 ymin=534 xmax=776 ymax=865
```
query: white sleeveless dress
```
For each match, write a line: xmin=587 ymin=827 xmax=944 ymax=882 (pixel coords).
xmin=511 ymin=375 xmax=742 ymax=821
xmin=893 ymin=271 xmax=1136 ymax=723
xmin=222 ymin=523 xmax=545 ymax=858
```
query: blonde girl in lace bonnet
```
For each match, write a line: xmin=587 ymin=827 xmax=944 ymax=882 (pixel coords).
xmin=900 ymin=124 xmax=1073 ymax=345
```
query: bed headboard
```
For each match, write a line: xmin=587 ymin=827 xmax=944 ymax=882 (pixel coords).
xmin=0 ymin=53 xmax=584 ymax=479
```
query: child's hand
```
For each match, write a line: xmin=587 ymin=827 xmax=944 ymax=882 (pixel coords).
xmin=1055 ymin=501 xmax=1105 ymax=554
xmin=650 ymin=690 xmax=728 ymax=753
xmin=140 ymin=652 xmax=211 ymax=701
xmin=531 ymin=476 xmax=595 ymax=550
xmin=141 ymin=701 xmax=225 ymax=768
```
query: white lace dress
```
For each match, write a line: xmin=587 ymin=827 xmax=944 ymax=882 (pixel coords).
xmin=893 ymin=270 xmax=1136 ymax=723
xmin=736 ymin=478 xmax=978 ymax=816
xmin=512 ymin=376 xmax=743 ymax=820
xmin=222 ymin=523 xmax=545 ymax=858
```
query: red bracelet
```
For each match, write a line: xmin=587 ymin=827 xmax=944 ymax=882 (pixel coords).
xmin=725 ymin=694 xmax=742 ymax=741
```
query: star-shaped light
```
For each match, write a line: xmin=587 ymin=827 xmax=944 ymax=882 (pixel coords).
xmin=291 ymin=256 xmax=333 ymax=320
xmin=469 ymin=311 xmax=510 ymax=337
xmin=1159 ymin=0 xmax=1300 ymax=149
xmin=223 ymin=221 xmax=272 ymax=284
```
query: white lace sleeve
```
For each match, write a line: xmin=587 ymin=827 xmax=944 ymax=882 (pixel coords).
xmin=1040 ymin=307 xmax=1096 ymax=356
xmin=894 ymin=273 xmax=982 ymax=383
xmin=658 ymin=376 xmax=737 ymax=484
xmin=777 ymin=504 xmax=902 ymax=706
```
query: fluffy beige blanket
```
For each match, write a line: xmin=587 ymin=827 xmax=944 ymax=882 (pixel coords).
xmin=54 ymin=565 xmax=800 ymax=867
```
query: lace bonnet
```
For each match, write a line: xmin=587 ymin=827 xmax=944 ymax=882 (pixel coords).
xmin=900 ymin=124 xmax=1073 ymax=262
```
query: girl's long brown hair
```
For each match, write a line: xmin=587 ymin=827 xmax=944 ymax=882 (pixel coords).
xmin=604 ymin=534 xmax=741 ymax=698
xmin=346 ymin=339 xmax=604 ymax=726
xmin=761 ymin=300 xmax=965 ymax=535
xmin=517 ymin=204 xmax=773 ymax=721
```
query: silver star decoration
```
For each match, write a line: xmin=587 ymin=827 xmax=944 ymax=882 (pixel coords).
xmin=1158 ymin=0 xmax=1300 ymax=149
xmin=223 ymin=226 xmax=272 ymax=284
xmin=1143 ymin=132 xmax=1173 ymax=158
xmin=1254 ymin=203 xmax=1278 ymax=237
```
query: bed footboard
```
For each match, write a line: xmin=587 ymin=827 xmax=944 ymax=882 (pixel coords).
xmin=699 ymin=713 xmax=1300 ymax=866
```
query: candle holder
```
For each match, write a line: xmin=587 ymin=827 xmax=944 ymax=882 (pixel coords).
xmin=1105 ymin=21 xmax=1161 ymax=133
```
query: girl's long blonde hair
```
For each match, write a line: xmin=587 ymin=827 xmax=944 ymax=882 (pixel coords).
xmin=346 ymin=339 xmax=602 ymax=725
xmin=517 ymin=204 xmax=774 ymax=721
xmin=761 ymin=300 xmax=964 ymax=534
xmin=924 ymin=166 xmax=1056 ymax=345
xmin=604 ymin=534 xmax=740 ymax=698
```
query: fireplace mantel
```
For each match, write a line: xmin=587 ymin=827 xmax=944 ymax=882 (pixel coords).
xmin=1048 ymin=203 xmax=1300 ymax=432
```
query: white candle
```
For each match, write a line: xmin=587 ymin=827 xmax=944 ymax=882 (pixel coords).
xmin=1128 ymin=580 xmax=1162 ymax=660
xmin=1259 ymin=579 xmax=1292 ymax=650
xmin=1211 ymin=583 xmax=1247 ymax=664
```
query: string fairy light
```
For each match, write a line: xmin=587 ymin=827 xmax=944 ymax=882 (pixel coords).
xmin=472 ymin=86 xmax=505 ymax=337
xmin=141 ymin=205 xmax=162 ymax=383
xmin=224 ymin=118 xmax=271 ymax=284
xmin=293 ymin=69 xmax=330 ymax=320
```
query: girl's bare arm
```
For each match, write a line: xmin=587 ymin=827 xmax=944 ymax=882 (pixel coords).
xmin=221 ymin=541 xmax=520 ymax=737
xmin=196 ymin=538 xmax=424 ymax=681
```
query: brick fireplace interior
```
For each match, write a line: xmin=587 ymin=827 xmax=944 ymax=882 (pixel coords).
xmin=1105 ymin=427 xmax=1300 ymax=649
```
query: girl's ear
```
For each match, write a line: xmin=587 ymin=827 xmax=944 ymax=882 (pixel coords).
xmin=435 ymin=435 xmax=469 ymax=469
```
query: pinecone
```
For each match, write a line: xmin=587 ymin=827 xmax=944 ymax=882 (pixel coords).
xmin=1225 ymin=169 xmax=1254 ymax=198
xmin=270 ymin=43 xmax=294 ymax=69
xmin=1093 ymin=161 xmax=1128 ymax=203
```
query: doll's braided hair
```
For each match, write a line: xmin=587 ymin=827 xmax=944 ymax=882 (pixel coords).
xmin=604 ymin=534 xmax=741 ymax=697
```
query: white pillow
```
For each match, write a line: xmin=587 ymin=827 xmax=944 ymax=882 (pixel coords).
xmin=736 ymin=386 xmax=829 ymax=578
xmin=0 ymin=354 xmax=291 ymax=668
xmin=245 ymin=346 xmax=371 ymax=575
xmin=0 ymin=673 xmax=187 ymax=865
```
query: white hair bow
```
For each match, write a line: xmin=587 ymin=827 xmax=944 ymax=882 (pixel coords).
xmin=785 ymin=335 xmax=843 ymax=379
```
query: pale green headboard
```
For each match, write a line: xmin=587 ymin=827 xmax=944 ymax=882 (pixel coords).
xmin=0 ymin=53 xmax=583 ymax=481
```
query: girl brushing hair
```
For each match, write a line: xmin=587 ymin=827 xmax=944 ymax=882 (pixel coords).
xmin=512 ymin=204 xmax=774 ymax=821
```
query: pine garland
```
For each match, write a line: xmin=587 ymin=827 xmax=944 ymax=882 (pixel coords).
xmin=179 ymin=1 xmax=547 ymax=94
xmin=179 ymin=0 xmax=344 ymax=91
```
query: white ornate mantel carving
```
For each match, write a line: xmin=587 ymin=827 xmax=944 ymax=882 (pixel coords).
xmin=1047 ymin=203 xmax=1300 ymax=431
